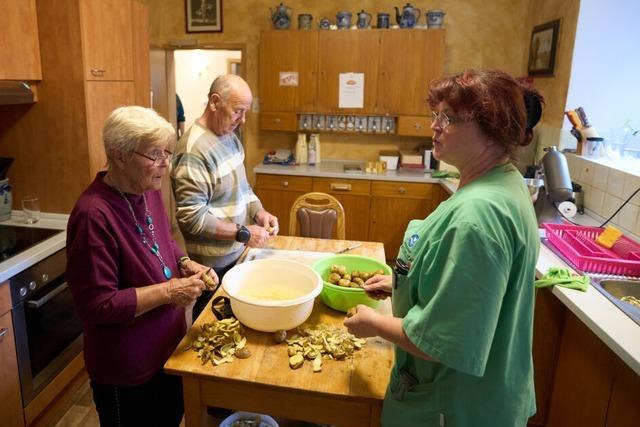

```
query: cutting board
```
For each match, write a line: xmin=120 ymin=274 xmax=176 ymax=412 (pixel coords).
xmin=242 ymin=248 xmax=333 ymax=266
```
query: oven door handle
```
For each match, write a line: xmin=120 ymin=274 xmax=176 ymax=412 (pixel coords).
xmin=25 ymin=282 xmax=68 ymax=309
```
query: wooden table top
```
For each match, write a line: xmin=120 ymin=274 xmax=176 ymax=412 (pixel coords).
xmin=164 ymin=236 xmax=393 ymax=402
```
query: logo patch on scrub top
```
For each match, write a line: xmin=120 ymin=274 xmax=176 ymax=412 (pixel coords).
xmin=407 ymin=234 xmax=419 ymax=247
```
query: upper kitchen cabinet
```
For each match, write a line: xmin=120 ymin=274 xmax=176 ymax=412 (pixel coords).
xmin=0 ymin=0 xmax=149 ymax=213
xmin=0 ymin=0 xmax=42 ymax=80
xmin=377 ymin=30 xmax=444 ymax=116
xmin=317 ymin=30 xmax=379 ymax=114
xmin=259 ymin=31 xmax=318 ymax=112
xmin=80 ymin=0 xmax=134 ymax=81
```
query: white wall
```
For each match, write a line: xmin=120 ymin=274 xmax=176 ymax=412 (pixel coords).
xmin=174 ymin=49 xmax=242 ymax=130
xmin=565 ymin=0 xmax=640 ymax=134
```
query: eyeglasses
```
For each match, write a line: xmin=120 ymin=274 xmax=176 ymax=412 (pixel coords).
xmin=431 ymin=111 xmax=472 ymax=129
xmin=134 ymin=150 xmax=173 ymax=166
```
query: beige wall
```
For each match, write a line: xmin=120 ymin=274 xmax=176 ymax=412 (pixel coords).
xmin=139 ymin=0 xmax=579 ymax=181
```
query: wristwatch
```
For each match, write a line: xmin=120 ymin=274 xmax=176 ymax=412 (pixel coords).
xmin=235 ymin=224 xmax=251 ymax=243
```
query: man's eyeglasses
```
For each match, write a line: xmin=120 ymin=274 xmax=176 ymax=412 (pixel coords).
xmin=431 ymin=111 xmax=472 ymax=129
xmin=134 ymin=150 xmax=173 ymax=166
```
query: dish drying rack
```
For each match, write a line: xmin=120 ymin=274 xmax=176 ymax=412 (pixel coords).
xmin=543 ymin=223 xmax=640 ymax=279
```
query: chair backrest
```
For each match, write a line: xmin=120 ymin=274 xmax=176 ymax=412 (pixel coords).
xmin=289 ymin=192 xmax=345 ymax=239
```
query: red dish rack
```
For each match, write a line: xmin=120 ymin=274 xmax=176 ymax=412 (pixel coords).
xmin=543 ymin=223 xmax=640 ymax=276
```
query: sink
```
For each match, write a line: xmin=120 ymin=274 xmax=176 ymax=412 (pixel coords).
xmin=591 ymin=279 xmax=640 ymax=326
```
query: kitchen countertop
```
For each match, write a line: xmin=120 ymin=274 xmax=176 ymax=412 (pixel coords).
xmin=255 ymin=160 xmax=460 ymax=194
xmin=0 ymin=211 xmax=68 ymax=283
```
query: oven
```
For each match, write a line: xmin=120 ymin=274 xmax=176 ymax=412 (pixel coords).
xmin=9 ymin=247 xmax=83 ymax=406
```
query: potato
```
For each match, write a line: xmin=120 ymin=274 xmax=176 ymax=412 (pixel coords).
xmin=330 ymin=264 xmax=341 ymax=273
xmin=338 ymin=278 xmax=351 ymax=287
xmin=351 ymin=271 xmax=361 ymax=279
xmin=329 ymin=272 xmax=341 ymax=284
xmin=353 ymin=277 xmax=364 ymax=287
xmin=342 ymin=274 xmax=351 ymax=281
xmin=337 ymin=265 xmax=347 ymax=276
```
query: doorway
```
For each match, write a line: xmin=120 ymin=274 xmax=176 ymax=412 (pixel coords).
xmin=149 ymin=47 xmax=244 ymax=139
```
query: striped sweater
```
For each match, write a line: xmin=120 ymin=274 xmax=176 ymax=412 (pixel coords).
xmin=171 ymin=122 xmax=263 ymax=265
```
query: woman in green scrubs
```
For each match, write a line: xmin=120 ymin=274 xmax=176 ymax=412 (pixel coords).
xmin=344 ymin=69 xmax=543 ymax=426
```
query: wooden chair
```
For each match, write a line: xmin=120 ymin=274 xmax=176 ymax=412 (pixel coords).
xmin=288 ymin=192 xmax=346 ymax=239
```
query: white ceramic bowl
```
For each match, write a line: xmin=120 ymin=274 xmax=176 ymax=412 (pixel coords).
xmin=219 ymin=411 xmax=279 ymax=427
xmin=222 ymin=259 xmax=322 ymax=332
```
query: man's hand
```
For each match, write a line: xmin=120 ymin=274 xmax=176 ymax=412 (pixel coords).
xmin=343 ymin=305 xmax=381 ymax=338
xmin=246 ymin=224 xmax=272 ymax=248
xmin=254 ymin=209 xmax=280 ymax=236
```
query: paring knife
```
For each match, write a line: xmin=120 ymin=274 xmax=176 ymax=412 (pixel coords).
xmin=335 ymin=243 xmax=362 ymax=254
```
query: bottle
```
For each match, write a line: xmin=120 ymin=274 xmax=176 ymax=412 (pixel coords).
xmin=307 ymin=137 xmax=316 ymax=165
xmin=310 ymin=133 xmax=321 ymax=164
xmin=295 ymin=133 xmax=307 ymax=165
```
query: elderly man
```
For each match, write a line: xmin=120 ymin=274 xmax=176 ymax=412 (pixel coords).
xmin=171 ymin=74 xmax=279 ymax=321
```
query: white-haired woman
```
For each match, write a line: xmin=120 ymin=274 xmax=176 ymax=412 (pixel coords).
xmin=66 ymin=106 xmax=217 ymax=426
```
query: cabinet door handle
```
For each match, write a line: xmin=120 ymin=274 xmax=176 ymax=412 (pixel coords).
xmin=0 ymin=328 xmax=7 ymax=341
xmin=330 ymin=183 xmax=352 ymax=191
xmin=398 ymin=186 xmax=406 ymax=194
xmin=91 ymin=68 xmax=106 ymax=77
xmin=414 ymin=123 xmax=422 ymax=129
xmin=282 ymin=181 xmax=289 ymax=188
xmin=273 ymin=117 xmax=281 ymax=123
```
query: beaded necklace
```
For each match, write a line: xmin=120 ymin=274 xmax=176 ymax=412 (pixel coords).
xmin=116 ymin=188 xmax=173 ymax=279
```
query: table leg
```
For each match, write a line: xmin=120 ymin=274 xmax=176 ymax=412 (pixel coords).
xmin=183 ymin=377 xmax=209 ymax=427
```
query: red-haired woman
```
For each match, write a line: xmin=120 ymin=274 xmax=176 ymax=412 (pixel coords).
xmin=345 ymin=69 xmax=544 ymax=426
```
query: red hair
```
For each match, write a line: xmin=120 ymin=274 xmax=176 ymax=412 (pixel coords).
xmin=428 ymin=69 xmax=544 ymax=154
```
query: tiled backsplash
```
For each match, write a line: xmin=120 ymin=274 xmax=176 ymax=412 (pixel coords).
xmin=566 ymin=154 xmax=640 ymax=236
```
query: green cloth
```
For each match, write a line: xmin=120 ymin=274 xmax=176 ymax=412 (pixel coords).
xmin=431 ymin=170 xmax=460 ymax=178
xmin=382 ymin=163 xmax=538 ymax=426
xmin=534 ymin=267 xmax=590 ymax=291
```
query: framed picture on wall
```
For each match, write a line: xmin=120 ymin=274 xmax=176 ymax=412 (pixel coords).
xmin=186 ymin=0 xmax=223 ymax=33
xmin=527 ymin=19 xmax=560 ymax=76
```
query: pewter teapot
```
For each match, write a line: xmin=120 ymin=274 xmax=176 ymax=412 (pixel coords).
xmin=270 ymin=3 xmax=292 ymax=30
xmin=395 ymin=3 xmax=421 ymax=28
xmin=356 ymin=10 xmax=372 ymax=29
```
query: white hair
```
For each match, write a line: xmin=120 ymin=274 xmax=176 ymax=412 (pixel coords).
xmin=103 ymin=106 xmax=175 ymax=165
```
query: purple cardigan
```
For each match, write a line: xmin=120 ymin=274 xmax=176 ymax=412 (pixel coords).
xmin=66 ymin=173 xmax=186 ymax=386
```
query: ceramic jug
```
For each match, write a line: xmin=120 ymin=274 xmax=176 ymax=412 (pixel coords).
xmin=298 ymin=13 xmax=312 ymax=30
xmin=395 ymin=3 xmax=421 ymax=28
xmin=356 ymin=10 xmax=372 ymax=29
xmin=426 ymin=9 xmax=446 ymax=28
xmin=270 ymin=3 xmax=292 ymax=30
xmin=336 ymin=11 xmax=352 ymax=29
xmin=318 ymin=17 xmax=332 ymax=29
xmin=376 ymin=13 xmax=390 ymax=29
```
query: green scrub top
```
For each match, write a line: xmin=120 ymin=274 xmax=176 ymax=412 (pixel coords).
xmin=381 ymin=163 xmax=539 ymax=427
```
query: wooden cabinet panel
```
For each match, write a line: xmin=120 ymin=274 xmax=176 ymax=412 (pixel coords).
xmin=606 ymin=361 xmax=640 ymax=427
xmin=259 ymin=31 xmax=318 ymax=112
xmin=85 ymin=81 xmax=136 ymax=177
xmin=317 ymin=31 xmax=379 ymax=113
xmin=546 ymin=313 xmax=618 ymax=427
xmin=529 ymin=288 xmax=566 ymax=427
xmin=397 ymin=115 xmax=433 ymax=137
xmin=132 ymin=1 xmax=150 ymax=106
xmin=259 ymin=112 xmax=298 ymax=131
xmin=312 ymin=177 xmax=371 ymax=196
xmin=255 ymin=189 xmax=306 ymax=237
xmin=0 ymin=309 xmax=25 ymax=427
xmin=80 ymin=0 xmax=134 ymax=81
xmin=377 ymin=30 xmax=444 ymax=115
xmin=369 ymin=196 xmax=435 ymax=260
xmin=0 ymin=0 xmax=42 ymax=80
xmin=371 ymin=181 xmax=436 ymax=199
xmin=256 ymin=174 xmax=312 ymax=192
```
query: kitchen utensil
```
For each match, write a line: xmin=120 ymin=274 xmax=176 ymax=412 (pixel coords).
xmin=426 ymin=9 xmax=445 ymax=28
xmin=311 ymin=254 xmax=391 ymax=312
xmin=220 ymin=412 xmax=279 ymax=427
xmin=0 ymin=179 xmax=12 ymax=221
xmin=270 ymin=3 xmax=292 ymax=29
xmin=297 ymin=13 xmax=312 ymax=30
xmin=376 ymin=13 xmax=390 ymax=29
xmin=335 ymin=243 xmax=362 ymax=254
xmin=356 ymin=10 xmax=372 ymax=29
xmin=221 ymin=259 xmax=322 ymax=332
xmin=336 ymin=11 xmax=352 ymax=29
xmin=395 ymin=3 xmax=421 ymax=28
xmin=21 ymin=195 xmax=40 ymax=224
xmin=0 ymin=157 xmax=14 ymax=180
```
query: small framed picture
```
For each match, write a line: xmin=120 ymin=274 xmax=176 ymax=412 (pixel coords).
xmin=185 ymin=0 xmax=223 ymax=33
xmin=527 ymin=19 xmax=560 ymax=76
